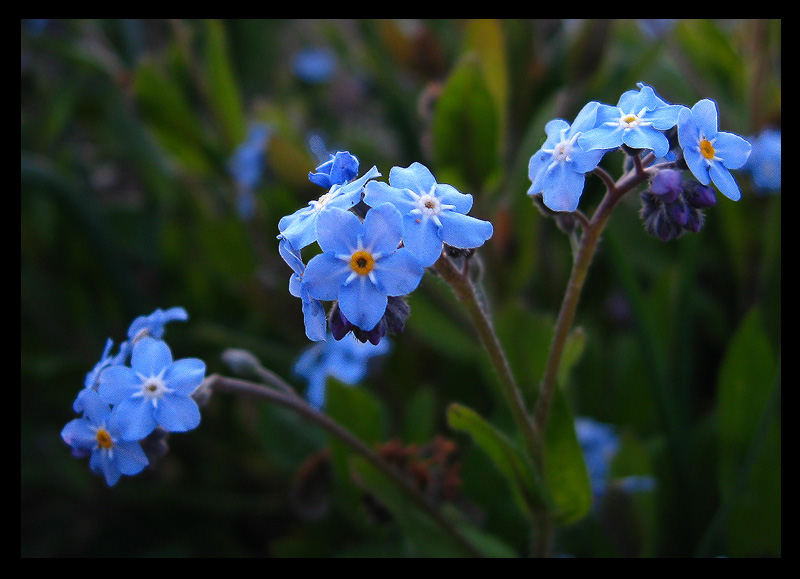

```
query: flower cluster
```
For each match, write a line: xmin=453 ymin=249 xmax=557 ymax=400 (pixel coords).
xmin=278 ymin=152 xmax=493 ymax=344
xmin=528 ymin=82 xmax=752 ymax=231
xmin=61 ymin=308 xmax=206 ymax=486
xmin=639 ymin=169 xmax=718 ymax=241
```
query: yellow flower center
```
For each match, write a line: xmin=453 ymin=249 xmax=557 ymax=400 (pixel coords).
xmin=623 ymin=114 xmax=638 ymax=125
xmin=96 ymin=428 xmax=114 ymax=450
xmin=700 ymin=139 xmax=716 ymax=160
xmin=350 ymin=250 xmax=375 ymax=275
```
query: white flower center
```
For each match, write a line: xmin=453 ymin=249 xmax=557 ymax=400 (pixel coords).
xmin=407 ymin=185 xmax=456 ymax=228
xmin=543 ymin=129 xmax=581 ymax=170
xmin=310 ymin=190 xmax=337 ymax=213
xmin=607 ymin=107 xmax=651 ymax=130
xmin=135 ymin=370 xmax=172 ymax=405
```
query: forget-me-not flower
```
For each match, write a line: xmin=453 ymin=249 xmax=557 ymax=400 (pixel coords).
xmin=309 ymin=151 xmax=360 ymax=189
xmin=364 ymin=162 xmax=493 ymax=267
xmin=278 ymin=163 xmax=381 ymax=250
xmin=743 ymin=129 xmax=781 ymax=192
xmin=677 ymin=99 xmax=751 ymax=201
xmin=580 ymin=83 xmax=684 ymax=159
xmin=61 ymin=389 xmax=150 ymax=486
xmin=302 ymin=203 xmax=425 ymax=332
xmin=278 ymin=234 xmax=328 ymax=341
xmin=294 ymin=333 xmax=390 ymax=410
xmin=97 ymin=337 xmax=206 ymax=441
xmin=527 ymin=101 xmax=607 ymax=212
xmin=127 ymin=307 xmax=189 ymax=344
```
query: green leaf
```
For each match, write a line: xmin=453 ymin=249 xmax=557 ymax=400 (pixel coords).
xmin=431 ymin=54 xmax=500 ymax=193
xmin=447 ymin=403 xmax=546 ymax=516
xmin=543 ymin=387 xmax=593 ymax=524
xmin=202 ymin=19 xmax=246 ymax=149
xmin=716 ymin=307 xmax=781 ymax=556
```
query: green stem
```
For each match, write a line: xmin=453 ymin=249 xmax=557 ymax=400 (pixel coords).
xmin=204 ymin=373 xmax=484 ymax=558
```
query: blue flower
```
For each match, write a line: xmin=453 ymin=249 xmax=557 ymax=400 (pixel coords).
xmin=580 ymin=83 xmax=684 ymax=158
xmin=677 ymin=99 xmax=752 ymax=201
xmin=294 ymin=333 xmax=391 ymax=410
xmin=363 ymin=162 xmax=493 ymax=267
xmin=278 ymin=234 xmax=328 ymax=341
xmin=97 ymin=337 xmax=206 ymax=441
xmin=127 ymin=307 xmax=189 ymax=343
xmin=292 ymin=47 xmax=337 ymax=84
xmin=309 ymin=151 xmax=360 ymax=189
xmin=278 ymin=165 xmax=381 ymax=250
xmin=743 ymin=129 xmax=781 ymax=192
xmin=61 ymin=390 xmax=149 ymax=486
xmin=228 ymin=124 xmax=271 ymax=190
xmin=302 ymin=203 xmax=425 ymax=332
xmin=527 ymin=102 xmax=607 ymax=212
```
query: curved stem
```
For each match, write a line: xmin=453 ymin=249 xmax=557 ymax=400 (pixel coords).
xmin=204 ymin=373 xmax=484 ymax=558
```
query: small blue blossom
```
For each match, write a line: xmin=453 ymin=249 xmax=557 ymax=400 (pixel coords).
xmin=302 ymin=203 xmax=425 ymax=332
xmin=743 ymin=129 xmax=781 ymax=192
xmin=363 ymin=162 xmax=493 ymax=267
xmin=527 ymin=102 xmax=607 ymax=212
xmin=228 ymin=124 xmax=271 ymax=190
xmin=677 ymin=99 xmax=751 ymax=201
xmin=580 ymin=83 xmax=684 ymax=158
xmin=292 ymin=47 xmax=338 ymax=84
xmin=97 ymin=337 xmax=206 ymax=441
xmin=309 ymin=151 xmax=360 ymax=189
xmin=278 ymin=234 xmax=328 ymax=342
xmin=294 ymin=333 xmax=391 ymax=410
xmin=278 ymin=164 xmax=381 ymax=250
xmin=61 ymin=390 xmax=149 ymax=486
xmin=127 ymin=307 xmax=189 ymax=344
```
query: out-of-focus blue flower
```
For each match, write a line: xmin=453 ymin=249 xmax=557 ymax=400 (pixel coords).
xmin=580 ymin=83 xmax=684 ymax=158
xmin=61 ymin=390 xmax=149 ymax=486
xmin=278 ymin=234 xmax=327 ymax=341
xmin=127 ymin=307 xmax=189 ymax=344
xmin=97 ymin=337 xmax=206 ymax=441
xmin=575 ymin=417 xmax=655 ymax=501
xmin=527 ymin=102 xmax=607 ymax=212
xmin=302 ymin=203 xmax=425 ymax=332
xmin=637 ymin=19 xmax=677 ymax=39
xmin=677 ymin=99 xmax=751 ymax=201
xmin=228 ymin=124 xmax=271 ymax=190
xmin=364 ymin=162 xmax=493 ymax=266
xmin=278 ymin=164 xmax=381 ymax=250
xmin=292 ymin=47 xmax=337 ymax=84
xmin=744 ymin=129 xmax=781 ymax=192
xmin=309 ymin=151 xmax=360 ymax=189
xmin=294 ymin=333 xmax=391 ymax=410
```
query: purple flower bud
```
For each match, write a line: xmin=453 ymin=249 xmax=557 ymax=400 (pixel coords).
xmin=650 ymin=169 xmax=683 ymax=203
xmin=684 ymin=181 xmax=717 ymax=208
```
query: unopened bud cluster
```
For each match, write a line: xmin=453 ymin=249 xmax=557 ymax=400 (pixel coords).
xmin=640 ymin=169 xmax=717 ymax=241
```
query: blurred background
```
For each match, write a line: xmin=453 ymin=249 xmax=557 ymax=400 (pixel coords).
xmin=22 ymin=19 xmax=780 ymax=557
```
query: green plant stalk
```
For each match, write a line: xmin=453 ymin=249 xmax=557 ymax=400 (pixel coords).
xmin=204 ymin=373 xmax=484 ymax=558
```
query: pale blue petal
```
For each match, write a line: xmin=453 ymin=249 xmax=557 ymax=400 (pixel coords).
xmin=278 ymin=206 xmax=319 ymax=250
xmin=278 ymin=236 xmax=304 ymax=276
xmin=97 ymin=365 xmax=141 ymax=405
xmin=362 ymin=202 xmax=403 ymax=256
xmin=91 ymin=451 xmax=121 ymax=486
xmin=315 ymin=207 xmax=361 ymax=255
xmin=438 ymin=211 xmax=493 ymax=250
xmin=691 ymin=99 xmax=719 ymax=138
xmin=163 ymin=358 xmax=206 ymax=395
xmin=570 ymin=147 xmax=606 ymax=174
xmin=302 ymin=297 xmax=328 ymax=341
xmin=114 ymin=441 xmax=149 ymax=476
xmin=647 ymin=104 xmax=684 ymax=130
xmin=709 ymin=163 xmax=742 ymax=201
xmin=715 ymin=131 xmax=752 ymax=169
xmin=389 ymin=162 xmax=435 ymax=194
xmin=401 ymin=214 xmax=443 ymax=267
xmin=623 ymin=125 xmax=670 ymax=157
xmin=338 ymin=277 xmax=387 ymax=331
xmin=542 ymin=165 xmax=585 ymax=212
xmin=155 ymin=395 xmax=201 ymax=432
xmin=363 ymin=181 xmax=415 ymax=212
xmin=434 ymin=183 xmax=473 ymax=214
xmin=570 ymin=101 xmax=601 ymax=133
xmin=109 ymin=397 xmax=157 ymax=441
xmin=61 ymin=418 xmax=98 ymax=450
xmin=335 ymin=165 xmax=381 ymax=205
xmin=580 ymin=124 xmax=624 ymax=152
xmin=544 ymin=118 xmax=571 ymax=140
xmin=131 ymin=338 xmax=172 ymax=377
xmin=373 ymin=249 xmax=425 ymax=296
xmin=303 ymin=253 xmax=351 ymax=301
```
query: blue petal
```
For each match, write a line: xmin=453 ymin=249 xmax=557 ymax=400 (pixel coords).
xmin=389 ymin=162 xmax=435 ymax=193
xmin=438 ymin=211 xmax=493 ymax=250
xmin=113 ymin=440 xmax=149 ymax=476
xmin=542 ymin=164 xmax=585 ymax=212
xmin=623 ymin=125 xmax=670 ymax=157
xmin=434 ymin=183 xmax=473 ymax=214
xmin=61 ymin=417 xmax=98 ymax=451
xmin=709 ymin=163 xmax=742 ymax=201
xmin=401 ymin=213 xmax=443 ymax=267
xmin=98 ymin=365 xmax=141 ymax=405
xmin=131 ymin=338 xmax=172 ymax=377
xmin=278 ymin=206 xmax=319 ymax=250
xmin=580 ymin=124 xmax=624 ymax=152
xmin=373 ymin=248 xmax=425 ymax=296
xmin=163 ymin=358 xmax=206 ymax=395
xmin=302 ymin=296 xmax=328 ymax=341
xmin=362 ymin=202 xmax=403 ymax=256
xmin=91 ymin=450 xmax=121 ymax=486
xmin=570 ymin=101 xmax=601 ymax=133
xmin=337 ymin=277 xmax=388 ymax=331
xmin=691 ymin=99 xmax=719 ymax=138
xmin=363 ymin=181 xmax=415 ymax=212
xmin=715 ymin=131 xmax=752 ymax=169
xmin=109 ymin=397 xmax=157 ymax=441
xmin=315 ymin=207 xmax=361 ymax=255
xmin=304 ymin=252 xmax=351 ymax=301
xmin=155 ymin=395 xmax=202 ymax=432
